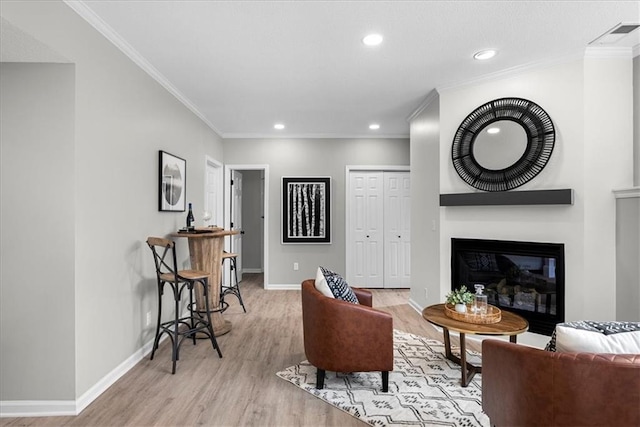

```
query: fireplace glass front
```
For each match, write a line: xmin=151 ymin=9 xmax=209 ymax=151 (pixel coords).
xmin=451 ymin=238 xmax=565 ymax=335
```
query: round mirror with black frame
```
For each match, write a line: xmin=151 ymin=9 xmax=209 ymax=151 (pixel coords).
xmin=451 ymin=97 xmax=555 ymax=192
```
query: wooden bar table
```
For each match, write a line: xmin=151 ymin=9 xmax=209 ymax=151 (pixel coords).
xmin=172 ymin=227 xmax=238 ymax=336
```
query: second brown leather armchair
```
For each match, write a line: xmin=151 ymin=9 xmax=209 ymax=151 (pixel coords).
xmin=482 ymin=339 xmax=640 ymax=426
xmin=301 ymin=279 xmax=394 ymax=392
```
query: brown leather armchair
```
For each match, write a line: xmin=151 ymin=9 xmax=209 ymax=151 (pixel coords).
xmin=482 ymin=340 xmax=640 ymax=427
xmin=301 ymin=279 xmax=394 ymax=392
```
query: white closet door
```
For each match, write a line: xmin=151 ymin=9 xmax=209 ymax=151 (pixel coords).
xmin=384 ymin=172 xmax=411 ymax=288
xmin=348 ymin=172 xmax=384 ymax=288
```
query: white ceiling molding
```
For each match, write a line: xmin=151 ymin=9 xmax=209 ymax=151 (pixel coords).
xmin=63 ymin=0 xmax=223 ymax=137
xmin=584 ymin=46 xmax=634 ymax=59
xmin=222 ymin=132 xmax=409 ymax=140
xmin=613 ymin=187 xmax=640 ymax=198
xmin=406 ymin=89 xmax=439 ymax=123
xmin=436 ymin=51 xmax=585 ymax=94
xmin=59 ymin=1 xmax=640 ymax=138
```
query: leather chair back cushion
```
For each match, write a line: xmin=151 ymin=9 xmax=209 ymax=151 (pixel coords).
xmin=482 ymin=340 xmax=640 ymax=427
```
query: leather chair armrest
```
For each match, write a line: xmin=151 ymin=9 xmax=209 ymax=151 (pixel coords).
xmin=353 ymin=287 xmax=372 ymax=307
xmin=482 ymin=340 xmax=555 ymax=426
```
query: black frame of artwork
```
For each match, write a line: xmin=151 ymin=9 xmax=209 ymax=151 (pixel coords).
xmin=158 ymin=150 xmax=186 ymax=212
xmin=282 ymin=177 xmax=331 ymax=244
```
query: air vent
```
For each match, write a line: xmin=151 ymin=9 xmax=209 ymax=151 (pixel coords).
xmin=610 ymin=24 xmax=640 ymax=35
xmin=589 ymin=22 xmax=640 ymax=45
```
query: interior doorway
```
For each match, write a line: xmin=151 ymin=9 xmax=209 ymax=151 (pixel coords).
xmin=224 ymin=164 xmax=269 ymax=289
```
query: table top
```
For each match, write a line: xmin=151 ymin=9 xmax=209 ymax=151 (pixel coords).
xmin=422 ymin=303 xmax=528 ymax=336
xmin=170 ymin=227 xmax=239 ymax=239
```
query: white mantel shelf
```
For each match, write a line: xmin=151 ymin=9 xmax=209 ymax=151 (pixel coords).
xmin=440 ymin=189 xmax=574 ymax=206
xmin=613 ymin=187 xmax=640 ymax=199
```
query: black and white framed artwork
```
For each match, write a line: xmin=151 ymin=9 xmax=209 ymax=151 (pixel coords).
xmin=158 ymin=150 xmax=186 ymax=212
xmin=282 ymin=177 xmax=331 ymax=244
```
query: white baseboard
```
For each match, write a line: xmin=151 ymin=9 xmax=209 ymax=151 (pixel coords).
xmin=0 ymin=335 xmax=163 ymax=418
xmin=265 ymin=283 xmax=300 ymax=290
xmin=407 ymin=298 xmax=424 ymax=315
xmin=242 ymin=268 xmax=263 ymax=274
xmin=0 ymin=400 xmax=76 ymax=418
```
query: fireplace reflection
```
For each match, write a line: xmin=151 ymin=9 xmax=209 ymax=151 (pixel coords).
xmin=452 ymin=238 xmax=565 ymax=335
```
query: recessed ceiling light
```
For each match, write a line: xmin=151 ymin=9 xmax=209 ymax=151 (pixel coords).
xmin=487 ymin=127 xmax=500 ymax=134
xmin=362 ymin=34 xmax=383 ymax=46
xmin=369 ymin=123 xmax=380 ymax=130
xmin=473 ymin=49 xmax=497 ymax=60
xmin=274 ymin=123 xmax=285 ymax=130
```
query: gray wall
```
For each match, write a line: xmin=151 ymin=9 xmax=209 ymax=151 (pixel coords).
xmin=1 ymin=63 xmax=76 ymax=400
xmin=408 ymin=93 xmax=440 ymax=309
xmin=634 ymin=55 xmax=640 ymax=187
xmin=616 ymin=196 xmax=640 ymax=321
xmin=223 ymin=138 xmax=410 ymax=285
xmin=241 ymin=170 xmax=264 ymax=271
xmin=1 ymin=1 xmax=224 ymax=404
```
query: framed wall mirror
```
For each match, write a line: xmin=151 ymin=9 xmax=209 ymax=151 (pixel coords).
xmin=451 ymin=98 xmax=555 ymax=192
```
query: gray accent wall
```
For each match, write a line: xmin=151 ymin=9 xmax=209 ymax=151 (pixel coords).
xmin=1 ymin=63 xmax=76 ymax=400
xmin=408 ymin=93 xmax=440 ymax=309
xmin=1 ymin=1 xmax=224 ymax=406
xmin=616 ymin=196 xmax=640 ymax=321
xmin=241 ymin=170 xmax=264 ymax=271
xmin=223 ymin=138 xmax=410 ymax=285
xmin=634 ymin=55 xmax=640 ymax=187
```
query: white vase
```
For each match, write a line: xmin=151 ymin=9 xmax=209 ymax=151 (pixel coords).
xmin=454 ymin=303 xmax=467 ymax=313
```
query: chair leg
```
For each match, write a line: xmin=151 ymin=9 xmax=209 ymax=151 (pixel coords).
xmin=231 ymin=258 xmax=246 ymax=313
xmin=316 ymin=369 xmax=325 ymax=389
xmin=171 ymin=286 xmax=180 ymax=374
xmin=201 ymin=278 xmax=222 ymax=358
xmin=150 ymin=282 xmax=163 ymax=360
xmin=382 ymin=371 xmax=389 ymax=392
xmin=188 ymin=283 xmax=196 ymax=345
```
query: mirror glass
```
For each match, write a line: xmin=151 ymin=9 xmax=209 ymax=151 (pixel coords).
xmin=473 ymin=120 xmax=527 ymax=170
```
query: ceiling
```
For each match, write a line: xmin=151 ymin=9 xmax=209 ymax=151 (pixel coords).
xmin=66 ymin=1 xmax=640 ymax=138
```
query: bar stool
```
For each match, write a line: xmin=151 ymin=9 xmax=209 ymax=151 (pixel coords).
xmin=220 ymin=251 xmax=246 ymax=313
xmin=146 ymin=237 xmax=222 ymax=374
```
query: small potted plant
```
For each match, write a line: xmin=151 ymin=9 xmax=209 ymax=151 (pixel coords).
xmin=446 ymin=285 xmax=474 ymax=313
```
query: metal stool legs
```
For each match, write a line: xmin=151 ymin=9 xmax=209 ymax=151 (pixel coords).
xmin=220 ymin=253 xmax=246 ymax=313
xmin=150 ymin=276 xmax=222 ymax=374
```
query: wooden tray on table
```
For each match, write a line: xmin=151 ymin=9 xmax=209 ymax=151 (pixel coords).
xmin=444 ymin=303 xmax=502 ymax=324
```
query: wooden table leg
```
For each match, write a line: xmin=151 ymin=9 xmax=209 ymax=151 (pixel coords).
xmin=442 ymin=328 xmax=480 ymax=387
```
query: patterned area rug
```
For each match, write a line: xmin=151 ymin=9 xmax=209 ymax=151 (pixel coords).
xmin=276 ymin=330 xmax=489 ymax=427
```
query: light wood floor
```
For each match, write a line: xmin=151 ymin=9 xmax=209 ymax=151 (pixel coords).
xmin=1 ymin=274 xmax=480 ymax=427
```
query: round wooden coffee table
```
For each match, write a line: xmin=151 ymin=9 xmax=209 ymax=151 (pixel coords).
xmin=422 ymin=303 xmax=528 ymax=387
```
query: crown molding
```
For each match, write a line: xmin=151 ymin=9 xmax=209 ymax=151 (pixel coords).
xmin=63 ymin=0 xmax=223 ymax=137
xmin=406 ymin=89 xmax=439 ymax=123
xmin=437 ymin=50 xmax=586 ymax=93
xmin=222 ymin=132 xmax=409 ymax=140
xmin=613 ymin=187 xmax=640 ymax=199
xmin=584 ymin=46 xmax=633 ymax=59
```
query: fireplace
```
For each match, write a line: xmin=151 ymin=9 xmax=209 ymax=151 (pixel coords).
xmin=451 ymin=238 xmax=565 ymax=335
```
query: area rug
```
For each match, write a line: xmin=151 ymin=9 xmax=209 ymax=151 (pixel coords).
xmin=276 ymin=330 xmax=489 ymax=427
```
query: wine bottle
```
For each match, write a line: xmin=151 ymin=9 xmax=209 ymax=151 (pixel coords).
xmin=186 ymin=203 xmax=195 ymax=228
